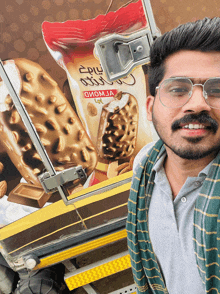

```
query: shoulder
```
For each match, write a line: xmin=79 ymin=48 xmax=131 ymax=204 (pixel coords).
xmin=133 ymin=141 xmax=156 ymax=172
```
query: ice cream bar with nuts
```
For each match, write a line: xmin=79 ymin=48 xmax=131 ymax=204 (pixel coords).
xmin=96 ymin=92 xmax=139 ymax=160
xmin=0 ymin=58 xmax=98 ymax=190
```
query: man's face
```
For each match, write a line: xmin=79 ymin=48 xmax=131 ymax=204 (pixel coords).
xmin=146 ymin=50 xmax=220 ymax=160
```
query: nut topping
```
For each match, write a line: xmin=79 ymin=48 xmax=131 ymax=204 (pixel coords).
xmin=21 ymin=97 xmax=32 ymax=107
xmin=78 ymin=130 xmax=84 ymax=141
xmin=37 ymin=107 xmax=48 ymax=115
xmin=48 ymin=95 xmax=57 ymax=104
xmin=25 ymin=72 xmax=34 ymax=81
xmin=63 ymin=124 xmax=71 ymax=134
xmin=55 ymin=136 xmax=65 ymax=153
xmin=56 ymin=103 xmax=67 ymax=113
xmin=68 ymin=117 xmax=75 ymax=124
xmin=86 ymin=145 xmax=95 ymax=151
xmin=22 ymin=83 xmax=32 ymax=93
xmin=35 ymin=94 xmax=44 ymax=103
xmin=22 ymin=143 xmax=32 ymax=151
xmin=81 ymin=148 xmax=89 ymax=162
xmin=12 ymin=131 xmax=19 ymax=142
xmin=35 ymin=124 xmax=47 ymax=134
xmin=46 ymin=118 xmax=59 ymax=130
xmin=57 ymin=156 xmax=71 ymax=163
xmin=32 ymin=153 xmax=41 ymax=161
xmin=9 ymin=111 xmax=20 ymax=124
xmin=41 ymin=138 xmax=50 ymax=146
xmin=0 ymin=162 xmax=4 ymax=174
xmin=0 ymin=181 xmax=7 ymax=198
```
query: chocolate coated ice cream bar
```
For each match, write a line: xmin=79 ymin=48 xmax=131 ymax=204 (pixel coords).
xmin=97 ymin=92 xmax=139 ymax=160
xmin=0 ymin=58 xmax=98 ymax=190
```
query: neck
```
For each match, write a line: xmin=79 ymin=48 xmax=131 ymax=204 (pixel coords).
xmin=164 ymin=148 xmax=216 ymax=199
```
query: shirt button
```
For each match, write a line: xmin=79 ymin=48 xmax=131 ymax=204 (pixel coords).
xmin=195 ymin=181 xmax=201 ymax=187
xmin=181 ymin=197 xmax=187 ymax=203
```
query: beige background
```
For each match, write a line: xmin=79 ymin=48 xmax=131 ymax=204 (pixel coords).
xmin=1 ymin=0 xmax=220 ymax=90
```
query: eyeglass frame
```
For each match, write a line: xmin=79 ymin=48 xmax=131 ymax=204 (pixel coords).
xmin=155 ymin=77 xmax=220 ymax=109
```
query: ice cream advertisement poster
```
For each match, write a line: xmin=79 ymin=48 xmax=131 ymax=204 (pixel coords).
xmin=0 ymin=0 xmax=219 ymax=293
xmin=0 ymin=0 xmax=151 ymax=226
xmin=0 ymin=0 xmax=218 ymax=269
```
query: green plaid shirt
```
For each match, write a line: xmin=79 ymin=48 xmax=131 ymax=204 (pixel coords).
xmin=126 ymin=139 xmax=220 ymax=293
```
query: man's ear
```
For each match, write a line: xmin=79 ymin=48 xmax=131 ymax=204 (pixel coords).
xmin=146 ymin=95 xmax=154 ymax=121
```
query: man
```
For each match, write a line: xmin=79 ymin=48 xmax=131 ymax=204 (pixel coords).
xmin=126 ymin=17 xmax=220 ymax=293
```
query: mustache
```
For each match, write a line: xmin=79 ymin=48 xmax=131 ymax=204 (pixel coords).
xmin=171 ymin=112 xmax=219 ymax=133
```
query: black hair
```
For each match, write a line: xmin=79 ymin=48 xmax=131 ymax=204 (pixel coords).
xmin=146 ymin=17 xmax=220 ymax=96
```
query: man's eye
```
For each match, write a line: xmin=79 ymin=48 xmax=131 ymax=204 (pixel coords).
xmin=168 ymin=87 xmax=188 ymax=95
xmin=208 ymin=88 xmax=220 ymax=94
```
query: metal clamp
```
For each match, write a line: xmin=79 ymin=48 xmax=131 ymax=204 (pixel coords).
xmin=38 ymin=166 xmax=87 ymax=194
xmin=94 ymin=28 xmax=153 ymax=82
xmin=94 ymin=0 xmax=161 ymax=81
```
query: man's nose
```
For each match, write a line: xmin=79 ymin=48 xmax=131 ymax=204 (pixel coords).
xmin=181 ymin=85 xmax=212 ymax=113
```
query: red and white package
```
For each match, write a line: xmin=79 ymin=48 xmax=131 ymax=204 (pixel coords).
xmin=42 ymin=0 xmax=154 ymax=185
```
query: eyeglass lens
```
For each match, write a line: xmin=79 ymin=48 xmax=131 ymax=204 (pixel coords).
xmin=159 ymin=78 xmax=220 ymax=109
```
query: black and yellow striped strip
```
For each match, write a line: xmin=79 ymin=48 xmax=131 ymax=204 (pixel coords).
xmin=0 ymin=172 xmax=132 ymax=241
xmin=34 ymin=229 xmax=127 ymax=270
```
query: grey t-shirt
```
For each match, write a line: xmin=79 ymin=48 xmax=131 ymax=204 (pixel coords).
xmin=134 ymin=142 xmax=212 ymax=293
xmin=148 ymin=152 xmax=212 ymax=293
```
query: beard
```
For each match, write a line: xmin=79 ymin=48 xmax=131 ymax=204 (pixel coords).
xmin=152 ymin=112 xmax=220 ymax=160
xmin=164 ymin=140 xmax=220 ymax=160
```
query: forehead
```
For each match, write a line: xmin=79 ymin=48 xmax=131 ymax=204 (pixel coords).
xmin=163 ymin=50 xmax=220 ymax=80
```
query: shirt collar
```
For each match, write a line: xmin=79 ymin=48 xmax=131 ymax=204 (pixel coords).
xmin=152 ymin=151 xmax=215 ymax=178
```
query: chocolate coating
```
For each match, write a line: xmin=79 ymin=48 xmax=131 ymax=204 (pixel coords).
xmin=97 ymin=92 xmax=139 ymax=160
xmin=0 ymin=58 xmax=97 ymax=188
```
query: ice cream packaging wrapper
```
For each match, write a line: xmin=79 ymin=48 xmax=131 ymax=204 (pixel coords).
xmin=42 ymin=0 xmax=154 ymax=185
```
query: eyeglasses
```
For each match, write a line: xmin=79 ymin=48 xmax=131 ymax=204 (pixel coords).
xmin=155 ymin=77 xmax=220 ymax=109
